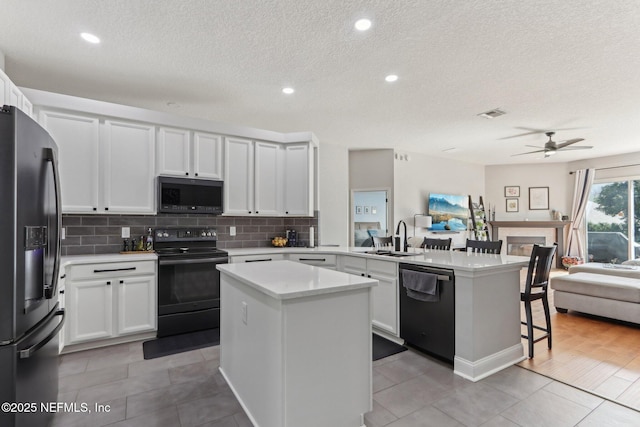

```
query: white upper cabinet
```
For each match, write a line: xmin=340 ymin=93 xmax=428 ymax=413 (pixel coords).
xmin=40 ymin=111 xmax=100 ymax=213
xmin=1 ymin=69 xmax=34 ymax=119
xmin=102 ymin=120 xmax=156 ymax=213
xmin=157 ymin=128 xmax=223 ymax=180
xmin=224 ymin=138 xmax=313 ymax=216
xmin=224 ymin=137 xmax=254 ymax=215
xmin=254 ymin=141 xmax=282 ymax=215
xmin=283 ymin=143 xmax=313 ymax=216
xmin=157 ymin=127 xmax=190 ymax=177
xmin=193 ymin=132 xmax=223 ymax=179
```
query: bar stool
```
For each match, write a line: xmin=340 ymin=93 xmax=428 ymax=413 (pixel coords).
xmin=521 ymin=243 xmax=557 ymax=358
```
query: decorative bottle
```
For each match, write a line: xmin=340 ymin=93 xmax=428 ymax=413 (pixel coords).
xmin=145 ymin=228 xmax=154 ymax=251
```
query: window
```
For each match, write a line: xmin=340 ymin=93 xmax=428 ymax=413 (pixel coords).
xmin=586 ymin=179 xmax=640 ymax=263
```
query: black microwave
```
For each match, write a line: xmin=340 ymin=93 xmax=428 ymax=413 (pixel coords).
xmin=157 ymin=176 xmax=224 ymax=214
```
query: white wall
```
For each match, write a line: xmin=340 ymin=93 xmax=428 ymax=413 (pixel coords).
xmin=318 ymin=143 xmax=350 ymax=246
xmin=394 ymin=152 xmax=485 ymax=244
xmin=485 ymin=163 xmax=572 ymax=221
xmin=569 ymin=151 xmax=640 ymax=180
xmin=0 ymin=50 xmax=5 ymax=71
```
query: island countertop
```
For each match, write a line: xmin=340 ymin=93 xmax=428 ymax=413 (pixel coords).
xmin=217 ymin=259 xmax=377 ymax=300
xmin=225 ymin=246 xmax=529 ymax=273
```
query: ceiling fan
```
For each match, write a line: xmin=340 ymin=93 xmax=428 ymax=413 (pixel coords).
xmin=512 ymin=132 xmax=592 ymax=158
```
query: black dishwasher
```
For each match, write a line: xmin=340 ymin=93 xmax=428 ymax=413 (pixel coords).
xmin=399 ymin=263 xmax=455 ymax=363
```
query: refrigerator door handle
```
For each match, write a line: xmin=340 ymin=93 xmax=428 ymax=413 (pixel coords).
xmin=44 ymin=147 xmax=62 ymax=299
xmin=18 ymin=309 xmax=65 ymax=359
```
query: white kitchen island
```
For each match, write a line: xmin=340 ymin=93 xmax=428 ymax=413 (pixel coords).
xmin=217 ymin=260 xmax=377 ymax=427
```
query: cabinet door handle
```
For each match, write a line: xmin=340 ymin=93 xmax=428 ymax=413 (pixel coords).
xmin=195 ymin=173 xmax=198 ymax=177
xmin=185 ymin=172 xmax=189 ymax=176
xmin=93 ymin=267 xmax=136 ymax=273
xmin=368 ymin=274 xmax=371 ymax=278
xmin=256 ymin=211 xmax=259 ymax=214
xmin=119 ymin=280 xmax=124 ymax=284
xmin=104 ymin=207 xmax=109 ymax=211
xmin=245 ymin=258 xmax=272 ymax=262
xmin=248 ymin=211 xmax=252 ymax=214
xmin=93 ymin=207 xmax=97 ymax=211
xmin=285 ymin=211 xmax=289 ymax=214
xmin=106 ymin=281 xmax=111 ymax=285
xmin=298 ymin=258 xmax=326 ymax=262
xmin=360 ymin=273 xmax=365 ymax=277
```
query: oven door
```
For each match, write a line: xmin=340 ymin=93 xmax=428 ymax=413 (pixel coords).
xmin=157 ymin=256 xmax=227 ymax=316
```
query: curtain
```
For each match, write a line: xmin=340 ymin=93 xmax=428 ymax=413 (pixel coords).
xmin=565 ymin=169 xmax=594 ymax=258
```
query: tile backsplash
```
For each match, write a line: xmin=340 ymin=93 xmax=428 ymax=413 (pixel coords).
xmin=61 ymin=213 xmax=318 ymax=256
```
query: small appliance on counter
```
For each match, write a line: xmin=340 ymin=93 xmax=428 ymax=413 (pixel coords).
xmin=286 ymin=229 xmax=297 ymax=247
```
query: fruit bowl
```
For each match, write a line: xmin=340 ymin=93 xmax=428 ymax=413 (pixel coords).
xmin=271 ymin=237 xmax=288 ymax=247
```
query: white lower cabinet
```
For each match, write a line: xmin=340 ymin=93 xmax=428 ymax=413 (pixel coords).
xmin=64 ymin=260 xmax=156 ymax=347
xmin=340 ymin=255 xmax=399 ymax=336
xmin=288 ymin=253 xmax=337 ymax=270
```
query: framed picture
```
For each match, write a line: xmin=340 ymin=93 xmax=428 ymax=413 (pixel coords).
xmin=506 ymin=198 xmax=519 ymax=212
xmin=504 ymin=186 xmax=520 ymax=197
xmin=529 ymin=187 xmax=549 ymax=210
xmin=355 ymin=206 xmax=362 ymax=215
xmin=364 ymin=206 xmax=371 ymax=214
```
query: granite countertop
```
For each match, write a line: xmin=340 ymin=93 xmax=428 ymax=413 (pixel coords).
xmin=217 ymin=260 xmax=377 ymax=300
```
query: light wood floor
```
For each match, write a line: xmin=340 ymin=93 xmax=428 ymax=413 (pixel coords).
xmin=517 ymin=269 xmax=640 ymax=412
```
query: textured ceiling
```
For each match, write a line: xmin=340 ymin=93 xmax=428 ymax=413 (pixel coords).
xmin=2 ymin=0 xmax=640 ymax=165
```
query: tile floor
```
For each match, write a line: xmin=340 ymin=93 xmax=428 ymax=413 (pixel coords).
xmin=54 ymin=341 xmax=640 ymax=427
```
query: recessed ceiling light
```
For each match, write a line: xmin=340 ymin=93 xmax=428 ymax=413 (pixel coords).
xmin=385 ymin=74 xmax=398 ymax=83
xmin=80 ymin=32 xmax=101 ymax=44
xmin=282 ymin=87 xmax=295 ymax=95
xmin=354 ymin=19 xmax=372 ymax=31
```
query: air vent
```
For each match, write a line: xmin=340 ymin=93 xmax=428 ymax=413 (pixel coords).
xmin=477 ymin=108 xmax=506 ymax=119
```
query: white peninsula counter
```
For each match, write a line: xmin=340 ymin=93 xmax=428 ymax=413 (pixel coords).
xmin=217 ymin=260 xmax=377 ymax=427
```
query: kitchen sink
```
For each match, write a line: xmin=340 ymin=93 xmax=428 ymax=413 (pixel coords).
xmin=364 ymin=250 xmax=421 ymax=257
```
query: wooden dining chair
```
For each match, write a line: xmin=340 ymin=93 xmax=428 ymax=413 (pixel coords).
xmin=521 ymin=243 xmax=557 ymax=358
xmin=372 ymin=236 xmax=393 ymax=248
xmin=421 ymin=237 xmax=452 ymax=250
xmin=465 ymin=239 xmax=503 ymax=254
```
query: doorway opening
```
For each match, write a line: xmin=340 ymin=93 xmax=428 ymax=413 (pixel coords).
xmin=351 ymin=190 xmax=389 ymax=247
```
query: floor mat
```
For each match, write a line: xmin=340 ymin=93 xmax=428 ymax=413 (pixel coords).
xmin=143 ymin=328 xmax=220 ymax=360
xmin=373 ymin=333 xmax=407 ymax=361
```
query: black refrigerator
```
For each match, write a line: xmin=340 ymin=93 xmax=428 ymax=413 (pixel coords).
xmin=0 ymin=106 xmax=65 ymax=427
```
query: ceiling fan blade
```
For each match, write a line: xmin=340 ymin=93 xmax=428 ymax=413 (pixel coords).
xmin=511 ymin=149 xmax=546 ymax=157
xmin=556 ymin=138 xmax=585 ymax=148
xmin=499 ymin=127 xmax=549 ymax=140
xmin=525 ymin=145 xmax=545 ymax=148
xmin=557 ymin=145 xmax=593 ymax=151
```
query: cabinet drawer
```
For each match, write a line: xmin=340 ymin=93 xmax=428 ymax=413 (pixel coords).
xmin=288 ymin=253 xmax=337 ymax=266
xmin=231 ymin=254 xmax=286 ymax=263
xmin=367 ymin=259 xmax=397 ymax=277
xmin=67 ymin=260 xmax=156 ymax=280
xmin=341 ymin=255 xmax=367 ymax=272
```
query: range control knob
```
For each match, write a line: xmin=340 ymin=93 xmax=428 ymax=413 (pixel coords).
xmin=206 ymin=232 xmax=212 ymax=237
xmin=201 ymin=231 xmax=207 ymax=237
xmin=163 ymin=232 xmax=169 ymax=237
xmin=156 ymin=231 xmax=163 ymax=238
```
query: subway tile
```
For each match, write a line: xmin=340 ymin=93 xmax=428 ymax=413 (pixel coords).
xmin=67 ymin=226 xmax=95 ymax=236
xmin=94 ymin=244 xmax=122 ymax=254
xmin=61 ymin=236 xmax=82 ymax=246
xmin=197 ymin=217 xmax=219 ymax=226
xmin=81 ymin=216 xmax=109 ymax=226
xmin=109 ymin=216 xmax=154 ymax=226
xmin=177 ymin=217 xmax=198 ymax=226
xmin=66 ymin=245 xmax=95 ymax=255
xmin=94 ymin=226 xmax=122 ymax=236
xmin=82 ymin=235 xmax=109 ymax=245
xmin=62 ymin=215 xmax=83 ymax=226
xmin=155 ymin=216 xmax=180 ymax=226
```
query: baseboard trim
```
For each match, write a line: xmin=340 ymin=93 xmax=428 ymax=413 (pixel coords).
xmin=453 ymin=343 xmax=525 ymax=382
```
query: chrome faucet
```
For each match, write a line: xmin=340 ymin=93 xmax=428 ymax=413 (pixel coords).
xmin=395 ymin=220 xmax=408 ymax=252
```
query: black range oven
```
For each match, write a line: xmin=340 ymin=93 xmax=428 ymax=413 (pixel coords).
xmin=155 ymin=227 xmax=228 ymax=337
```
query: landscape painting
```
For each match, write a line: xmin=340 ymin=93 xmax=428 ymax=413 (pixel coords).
xmin=427 ymin=193 xmax=469 ymax=231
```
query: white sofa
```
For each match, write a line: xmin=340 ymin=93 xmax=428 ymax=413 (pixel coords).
xmin=550 ymin=262 xmax=640 ymax=324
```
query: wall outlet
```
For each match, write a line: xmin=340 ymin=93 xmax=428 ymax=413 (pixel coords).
xmin=230 ymin=226 xmax=236 ymax=237
xmin=121 ymin=227 xmax=130 ymax=238
xmin=61 ymin=227 xmax=66 ymax=240
xmin=241 ymin=301 xmax=248 ymax=324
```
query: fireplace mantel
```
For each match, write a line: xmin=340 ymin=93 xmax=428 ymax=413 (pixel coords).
xmin=489 ymin=221 xmax=571 ymax=268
